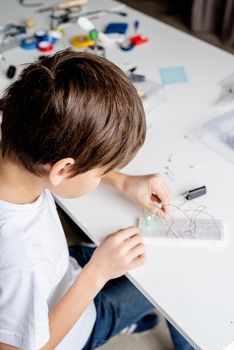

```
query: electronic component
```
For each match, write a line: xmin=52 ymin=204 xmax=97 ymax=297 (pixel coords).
xmin=134 ymin=20 xmax=140 ymax=34
xmin=184 ymin=186 xmax=207 ymax=200
xmin=89 ymin=45 xmax=106 ymax=58
xmin=6 ymin=65 xmax=16 ymax=79
xmin=128 ymin=73 xmax=145 ymax=83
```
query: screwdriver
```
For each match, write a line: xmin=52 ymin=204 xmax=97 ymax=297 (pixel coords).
xmin=38 ymin=0 xmax=88 ymax=13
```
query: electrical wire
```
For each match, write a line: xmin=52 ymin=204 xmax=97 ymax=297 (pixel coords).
xmin=145 ymin=202 xmax=222 ymax=240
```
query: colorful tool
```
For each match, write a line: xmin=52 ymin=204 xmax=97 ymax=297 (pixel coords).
xmin=20 ymin=37 xmax=38 ymax=50
xmin=77 ymin=16 xmax=111 ymax=47
xmin=119 ymin=34 xmax=149 ymax=51
xmin=119 ymin=38 xmax=135 ymax=51
xmin=48 ymin=30 xmax=63 ymax=43
xmin=38 ymin=41 xmax=54 ymax=52
xmin=134 ymin=20 xmax=140 ymax=34
xmin=88 ymin=29 xmax=99 ymax=42
xmin=21 ymin=29 xmax=62 ymax=51
xmin=24 ymin=16 xmax=36 ymax=28
xmin=35 ymin=29 xmax=48 ymax=42
xmin=38 ymin=0 xmax=88 ymax=13
xmin=129 ymin=34 xmax=149 ymax=46
xmin=4 ymin=24 xmax=26 ymax=37
xmin=104 ymin=23 xmax=128 ymax=34
xmin=70 ymin=34 xmax=94 ymax=48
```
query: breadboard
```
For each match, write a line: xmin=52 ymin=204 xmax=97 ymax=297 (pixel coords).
xmin=138 ymin=216 xmax=225 ymax=243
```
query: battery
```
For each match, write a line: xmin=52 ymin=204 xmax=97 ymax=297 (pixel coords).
xmin=184 ymin=186 xmax=207 ymax=200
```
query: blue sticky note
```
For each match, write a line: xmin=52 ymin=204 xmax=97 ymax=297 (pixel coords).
xmin=159 ymin=66 xmax=188 ymax=84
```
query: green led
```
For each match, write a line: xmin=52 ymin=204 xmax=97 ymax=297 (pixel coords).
xmin=146 ymin=215 xmax=152 ymax=221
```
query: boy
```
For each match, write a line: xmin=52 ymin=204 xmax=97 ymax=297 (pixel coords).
xmin=0 ymin=49 xmax=194 ymax=350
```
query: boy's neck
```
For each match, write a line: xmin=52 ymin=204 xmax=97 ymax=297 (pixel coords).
xmin=0 ymin=153 xmax=45 ymax=204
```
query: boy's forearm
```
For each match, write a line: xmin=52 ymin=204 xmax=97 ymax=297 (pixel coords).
xmin=40 ymin=263 xmax=105 ymax=350
xmin=102 ymin=171 xmax=128 ymax=192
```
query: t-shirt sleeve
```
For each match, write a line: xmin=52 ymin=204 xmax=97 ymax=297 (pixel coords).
xmin=0 ymin=266 xmax=50 ymax=350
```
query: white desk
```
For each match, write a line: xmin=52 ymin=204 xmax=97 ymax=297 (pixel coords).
xmin=1 ymin=1 xmax=234 ymax=349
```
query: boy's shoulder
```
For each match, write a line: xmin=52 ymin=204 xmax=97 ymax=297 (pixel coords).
xmin=0 ymin=190 xmax=62 ymax=275
xmin=0 ymin=217 xmax=31 ymax=272
xmin=0 ymin=190 xmax=55 ymax=271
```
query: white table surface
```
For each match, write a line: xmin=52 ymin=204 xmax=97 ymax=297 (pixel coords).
xmin=1 ymin=1 xmax=234 ymax=349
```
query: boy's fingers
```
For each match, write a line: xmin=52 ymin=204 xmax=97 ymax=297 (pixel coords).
xmin=130 ymin=253 xmax=147 ymax=269
xmin=152 ymin=186 xmax=170 ymax=208
xmin=148 ymin=204 xmax=165 ymax=217
xmin=151 ymin=193 xmax=161 ymax=203
xmin=123 ymin=234 xmax=143 ymax=250
xmin=163 ymin=186 xmax=173 ymax=210
xmin=129 ymin=243 xmax=146 ymax=259
xmin=115 ymin=226 xmax=139 ymax=241
xmin=151 ymin=184 xmax=172 ymax=214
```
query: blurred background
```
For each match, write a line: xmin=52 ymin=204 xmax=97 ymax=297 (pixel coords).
xmin=120 ymin=0 xmax=234 ymax=54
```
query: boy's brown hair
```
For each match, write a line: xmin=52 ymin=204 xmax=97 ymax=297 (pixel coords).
xmin=0 ymin=49 xmax=146 ymax=177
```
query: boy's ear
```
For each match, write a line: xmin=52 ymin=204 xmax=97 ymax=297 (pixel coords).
xmin=48 ymin=158 xmax=75 ymax=186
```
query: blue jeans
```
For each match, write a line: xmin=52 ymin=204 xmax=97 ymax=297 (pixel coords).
xmin=69 ymin=245 xmax=195 ymax=350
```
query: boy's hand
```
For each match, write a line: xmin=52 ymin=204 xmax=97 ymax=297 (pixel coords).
xmin=86 ymin=226 xmax=146 ymax=285
xmin=123 ymin=174 xmax=172 ymax=217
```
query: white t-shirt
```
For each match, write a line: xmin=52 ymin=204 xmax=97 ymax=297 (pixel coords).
xmin=0 ymin=189 xmax=96 ymax=350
